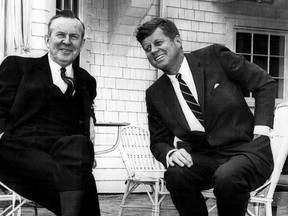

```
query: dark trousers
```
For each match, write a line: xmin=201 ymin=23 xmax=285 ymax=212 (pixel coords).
xmin=0 ymin=128 xmax=101 ymax=216
xmin=165 ymin=141 xmax=270 ymax=216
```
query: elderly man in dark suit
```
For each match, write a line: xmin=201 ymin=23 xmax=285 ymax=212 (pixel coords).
xmin=0 ymin=10 xmax=100 ymax=216
xmin=136 ymin=18 xmax=276 ymax=216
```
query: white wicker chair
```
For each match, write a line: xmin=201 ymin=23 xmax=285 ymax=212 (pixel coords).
xmin=118 ymin=125 xmax=173 ymax=216
xmin=202 ymin=101 xmax=288 ymax=216
xmin=0 ymin=181 xmax=26 ymax=216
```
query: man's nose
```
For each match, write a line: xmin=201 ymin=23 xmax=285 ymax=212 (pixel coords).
xmin=151 ymin=45 xmax=158 ymax=54
xmin=63 ymin=35 xmax=72 ymax=45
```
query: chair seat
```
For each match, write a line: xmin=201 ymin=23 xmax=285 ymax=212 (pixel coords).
xmin=132 ymin=170 xmax=165 ymax=179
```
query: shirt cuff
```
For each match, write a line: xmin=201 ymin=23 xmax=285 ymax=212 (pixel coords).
xmin=253 ymin=125 xmax=271 ymax=137
xmin=166 ymin=149 xmax=177 ymax=168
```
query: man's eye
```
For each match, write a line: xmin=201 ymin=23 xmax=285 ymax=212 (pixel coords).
xmin=144 ymin=46 xmax=151 ymax=53
xmin=155 ymin=41 xmax=163 ymax=46
xmin=71 ymin=35 xmax=79 ymax=40
xmin=56 ymin=33 xmax=65 ymax=38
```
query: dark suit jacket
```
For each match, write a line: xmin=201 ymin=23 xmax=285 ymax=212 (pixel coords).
xmin=146 ymin=44 xmax=276 ymax=177
xmin=0 ymin=54 xmax=96 ymax=138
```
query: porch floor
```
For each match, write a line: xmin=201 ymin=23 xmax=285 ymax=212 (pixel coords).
xmin=20 ymin=193 xmax=288 ymax=216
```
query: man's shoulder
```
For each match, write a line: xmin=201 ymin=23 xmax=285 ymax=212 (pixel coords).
xmin=3 ymin=55 xmax=40 ymax=63
xmin=185 ymin=44 xmax=231 ymax=65
xmin=1 ymin=55 xmax=44 ymax=70
xmin=188 ymin=43 xmax=221 ymax=54
xmin=147 ymin=74 xmax=168 ymax=94
xmin=74 ymin=66 xmax=96 ymax=88
xmin=74 ymin=66 xmax=93 ymax=78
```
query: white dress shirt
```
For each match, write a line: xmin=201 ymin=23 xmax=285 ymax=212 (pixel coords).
xmin=48 ymin=54 xmax=74 ymax=94
xmin=167 ymin=57 xmax=205 ymax=132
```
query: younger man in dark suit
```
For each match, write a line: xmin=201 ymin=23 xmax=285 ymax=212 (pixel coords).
xmin=136 ymin=18 xmax=276 ymax=216
xmin=0 ymin=10 xmax=100 ymax=216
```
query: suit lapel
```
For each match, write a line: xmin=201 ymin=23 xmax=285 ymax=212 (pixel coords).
xmin=160 ymin=76 xmax=191 ymax=132
xmin=185 ymin=53 xmax=205 ymax=112
xmin=31 ymin=54 xmax=53 ymax=97
xmin=37 ymin=54 xmax=54 ymax=93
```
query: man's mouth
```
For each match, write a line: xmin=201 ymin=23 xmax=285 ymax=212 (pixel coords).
xmin=60 ymin=48 xmax=73 ymax=54
xmin=155 ymin=54 xmax=165 ymax=62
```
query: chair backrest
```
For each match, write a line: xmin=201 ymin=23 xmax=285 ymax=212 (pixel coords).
xmin=0 ymin=181 xmax=24 ymax=215
xmin=264 ymin=102 xmax=288 ymax=199
xmin=119 ymin=125 xmax=164 ymax=178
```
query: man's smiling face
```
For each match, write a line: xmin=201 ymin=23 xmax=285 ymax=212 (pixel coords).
xmin=44 ymin=17 xmax=85 ymax=67
xmin=141 ymin=27 xmax=183 ymax=75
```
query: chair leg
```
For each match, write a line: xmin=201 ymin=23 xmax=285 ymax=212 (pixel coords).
xmin=118 ymin=180 xmax=132 ymax=216
xmin=265 ymin=203 xmax=272 ymax=216
xmin=152 ymin=182 xmax=160 ymax=216
xmin=34 ymin=206 xmax=38 ymax=216
xmin=254 ymin=203 xmax=259 ymax=216
xmin=272 ymin=206 xmax=277 ymax=216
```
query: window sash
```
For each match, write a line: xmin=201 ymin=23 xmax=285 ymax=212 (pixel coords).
xmin=235 ymin=31 xmax=286 ymax=100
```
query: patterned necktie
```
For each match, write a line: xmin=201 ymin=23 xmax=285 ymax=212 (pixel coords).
xmin=60 ymin=67 xmax=76 ymax=97
xmin=176 ymin=73 xmax=204 ymax=126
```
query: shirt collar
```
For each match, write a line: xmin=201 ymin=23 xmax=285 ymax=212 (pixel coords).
xmin=166 ymin=57 xmax=190 ymax=82
xmin=47 ymin=53 xmax=73 ymax=77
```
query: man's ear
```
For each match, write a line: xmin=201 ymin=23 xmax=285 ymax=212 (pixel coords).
xmin=80 ymin=38 xmax=86 ymax=51
xmin=174 ymin=35 xmax=182 ymax=48
xmin=44 ymin=34 xmax=50 ymax=48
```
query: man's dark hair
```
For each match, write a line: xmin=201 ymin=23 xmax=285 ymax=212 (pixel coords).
xmin=47 ymin=10 xmax=85 ymax=38
xmin=136 ymin=18 xmax=180 ymax=43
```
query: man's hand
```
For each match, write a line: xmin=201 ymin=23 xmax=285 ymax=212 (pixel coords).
xmin=168 ymin=148 xmax=193 ymax=168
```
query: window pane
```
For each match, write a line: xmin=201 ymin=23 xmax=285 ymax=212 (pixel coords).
xmin=253 ymin=56 xmax=268 ymax=70
xmin=270 ymin=35 xmax=285 ymax=56
xmin=236 ymin=32 xmax=251 ymax=54
xmin=243 ymin=55 xmax=251 ymax=62
xmin=56 ymin=0 xmax=62 ymax=9
xmin=270 ymin=57 xmax=284 ymax=77
xmin=253 ymin=34 xmax=268 ymax=55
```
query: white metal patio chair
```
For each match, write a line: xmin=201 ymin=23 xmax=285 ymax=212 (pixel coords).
xmin=118 ymin=125 xmax=174 ymax=216
xmin=0 ymin=181 xmax=26 ymax=216
xmin=202 ymin=101 xmax=288 ymax=216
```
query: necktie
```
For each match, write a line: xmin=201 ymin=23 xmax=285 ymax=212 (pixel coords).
xmin=176 ymin=73 xmax=204 ymax=126
xmin=60 ymin=67 xmax=76 ymax=97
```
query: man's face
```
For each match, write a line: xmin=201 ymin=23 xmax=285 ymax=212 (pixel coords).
xmin=44 ymin=17 xmax=85 ymax=67
xmin=141 ymin=27 xmax=183 ymax=75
